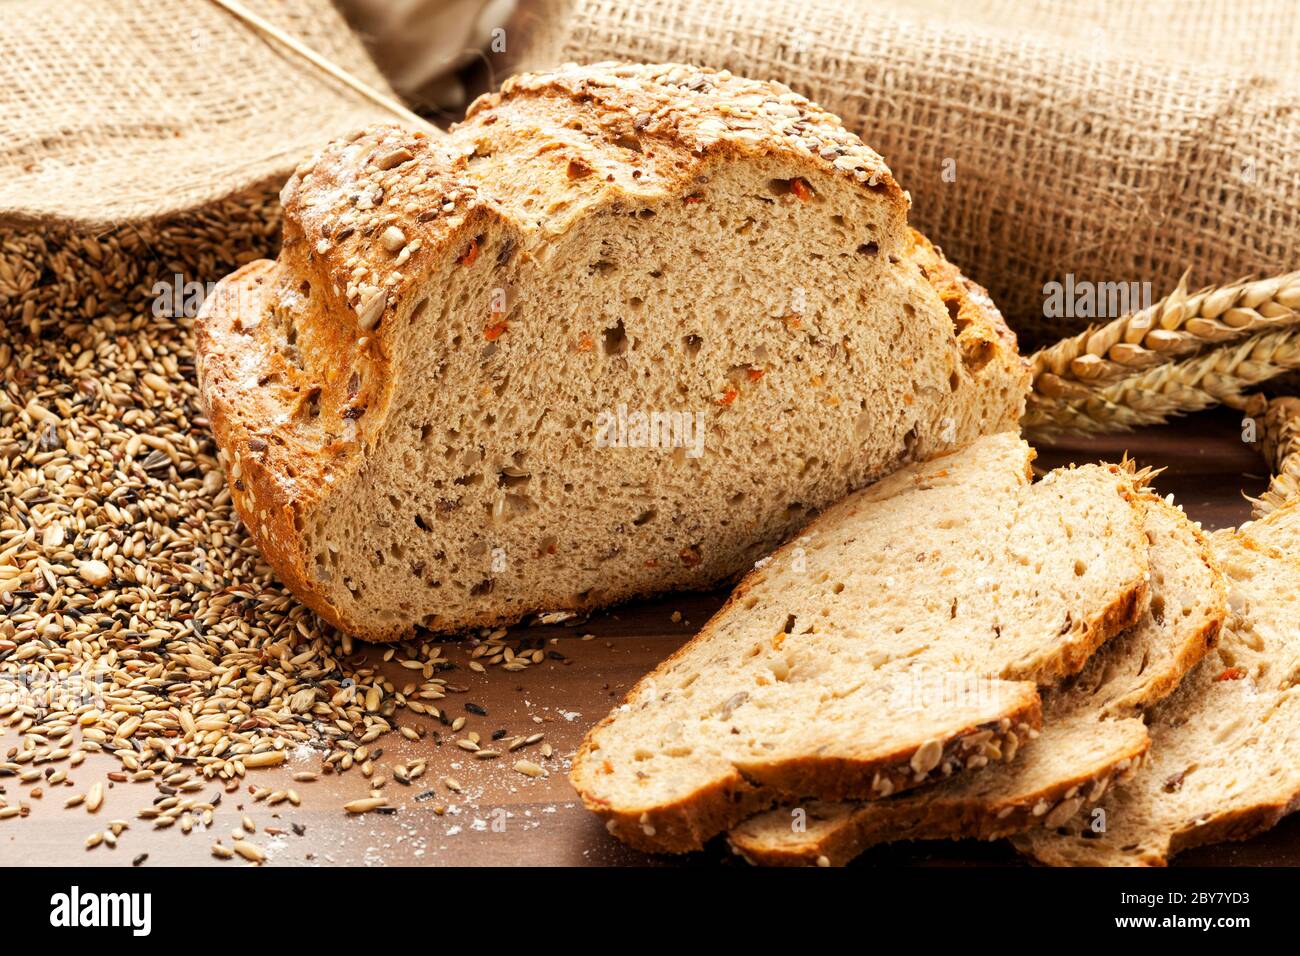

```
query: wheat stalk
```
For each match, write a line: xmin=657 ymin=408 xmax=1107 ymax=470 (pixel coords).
xmin=207 ymin=0 xmax=440 ymax=135
xmin=1024 ymin=327 xmax=1300 ymax=437
xmin=1243 ymin=394 xmax=1300 ymax=517
xmin=1030 ymin=271 xmax=1300 ymax=399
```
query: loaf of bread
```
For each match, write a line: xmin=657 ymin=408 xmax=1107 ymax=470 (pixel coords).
xmin=728 ymin=494 xmax=1225 ymax=865
xmin=195 ymin=62 xmax=1028 ymax=642
xmin=570 ymin=433 xmax=1150 ymax=853
xmin=1014 ymin=500 xmax=1300 ymax=866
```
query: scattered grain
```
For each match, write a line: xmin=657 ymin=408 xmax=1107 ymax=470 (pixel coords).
xmin=343 ymin=797 xmax=389 ymax=814
xmin=233 ymin=840 xmax=266 ymax=863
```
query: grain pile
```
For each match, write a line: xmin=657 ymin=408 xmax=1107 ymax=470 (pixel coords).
xmin=1 ymin=194 xmax=281 ymax=334
xmin=0 ymin=190 xmax=563 ymax=861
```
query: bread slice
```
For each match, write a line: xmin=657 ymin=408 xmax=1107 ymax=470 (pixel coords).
xmin=195 ymin=62 xmax=1028 ymax=641
xmin=570 ymin=433 xmax=1150 ymax=853
xmin=728 ymin=494 xmax=1225 ymax=865
xmin=729 ymin=713 xmax=1149 ymax=867
xmin=1013 ymin=499 xmax=1300 ymax=866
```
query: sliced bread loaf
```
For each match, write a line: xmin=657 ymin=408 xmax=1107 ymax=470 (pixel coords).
xmin=728 ymin=494 xmax=1225 ymax=865
xmin=1013 ymin=499 xmax=1300 ymax=866
xmin=195 ymin=62 xmax=1028 ymax=641
xmin=570 ymin=433 xmax=1150 ymax=853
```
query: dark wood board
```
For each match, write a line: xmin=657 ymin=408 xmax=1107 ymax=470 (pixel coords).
xmin=1 ymin=407 xmax=1286 ymax=867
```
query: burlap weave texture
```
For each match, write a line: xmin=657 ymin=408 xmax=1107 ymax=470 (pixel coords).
xmin=0 ymin=0 xmax=401 ymax=230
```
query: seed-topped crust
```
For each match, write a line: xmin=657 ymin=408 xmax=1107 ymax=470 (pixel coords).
xmin=729 ymin=745 xmax=1150 ymax=867
xmin=470 ymin=61 xmax=906 ymax=206
xmin=589 ymin=704 xmax=1044 ymax=855
xmin=196 ymin=126 xmax=498 ymax=633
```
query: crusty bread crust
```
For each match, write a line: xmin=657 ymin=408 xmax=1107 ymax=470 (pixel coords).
xmin=1093 ymin=491 xmax=1225 ymax=717
xmin=1016 ymin=763 xmax=1300 ymax=869
xmin=584 ymin=696 xmax=1043 ymax=855
xmin=195 ymin=129 xmax=495 ymax=641
xmin=906 ymin=229 xmax=1022 ymax=387
xmin=1024 ymin=564 xmax=1147 ymax=685
xmin=197 ymin=64 xmax=1029 ymax=642
xmin=1023 ymin=789 xmax=1300 ymax=869
xmin=196 ymin=258 xmax=339 ymax=629
xmin=729 ymin=743 xmax=1149 ymax=867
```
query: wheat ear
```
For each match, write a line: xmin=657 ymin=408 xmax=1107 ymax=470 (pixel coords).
xmin=1243 ymin=394 xmax=1300 ymax=517
xmin=207 ymin=0 xmax=440 ymax=135
xmin=1024 ymin=327 xmax=1300 ymax=437
xmin=1030 ymin=271 xmax=1300 ymax=398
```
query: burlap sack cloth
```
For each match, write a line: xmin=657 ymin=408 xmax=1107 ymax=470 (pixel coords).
xmin=506 ymin=0 xmax=1300 ymax=346
xmin=0 ymin=0 xmax=402 ymax=326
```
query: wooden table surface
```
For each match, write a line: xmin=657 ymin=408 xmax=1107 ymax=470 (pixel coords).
xmin=3 ymin=407 xmax=1288 ymax=867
